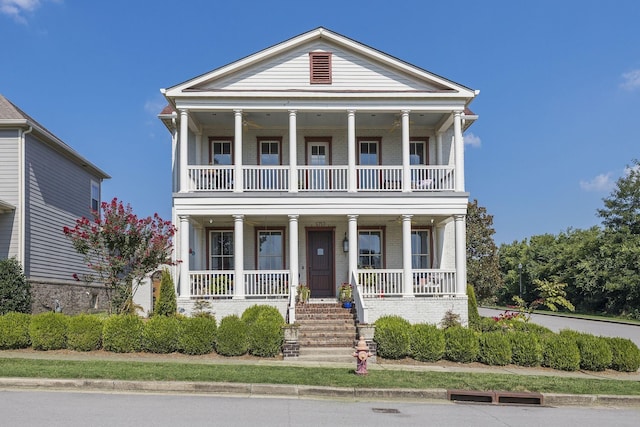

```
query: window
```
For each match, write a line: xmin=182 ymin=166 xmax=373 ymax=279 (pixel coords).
xmin=209 ymin=138 xmax=233 ymax=165
xmin=309 ymin=52 xmax=332 ymax=84
xmin=411 ymin=229 xmax=431 ymax=269
xmin=410 ymin=139 xmax=428 ymax=165
xmin=90 ymin=180 xmax=100 ymax=212
xmin=358 ymin=229 xmax=383 ymax=268
xmin=209 ymin=230 xmax=234 ymax=270
xmin=358 ymin=138 xmax=381 ymax=189
xmin=257 ymin=229 xmax=284 ymax=270
xmin=259 ymin=139 xmax=280 ymax=165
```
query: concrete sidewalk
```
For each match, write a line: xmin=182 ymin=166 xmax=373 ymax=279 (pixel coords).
xmin=1 ymin=349 xmax=639 ymax=407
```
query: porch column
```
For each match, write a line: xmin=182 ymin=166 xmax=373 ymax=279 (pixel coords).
xmin=234 ymin=110 xmax=243 ymax=193
xmin=179 ymin=109 xmax=189 ymax=193
xmin=347 ymin=110 xmax=357 ymax=192
xmin=453 ymin=110 xmax=465 ymax=192
xmin=289 ymin=110 xmax=298 ymax=193
xmin=233 ymin=214 xmax=245 ymax=299
xmin=402 ymin=214 xmax=414 ymax=297
xmin=401 ymin=110 xmax=411 ymax=192
xmin=179 ymin=215 xmax=190 ymax=298
xmin=171 ymin=120 xmax=178 ymax=192
xmin=434 ymin=223 xmax=444 ymax=268
xmin=288 ymin=214 xmax=299 ymax=291
xmin=347 ymin=214 xmax=358 ymax=282
xmin=454 ymin=214 xmax=467 ymax=295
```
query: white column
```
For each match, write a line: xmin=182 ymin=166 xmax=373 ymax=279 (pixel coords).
xmin=453 ymin=110 xmax=465 ymax=192
xmin=347 ymin=110 xmax=357 ymax=192
xmin=347 ymin=215 xmax=358 ymax=282
xmin=434 ymin=223 xmax=444 ymax=269
xmin=179 ymin=215 xmax=190 ymax=298
xmin=233 ymin=214 xmax=245 ymax=299
xmin=436 ymin=132 xmax=443 ymax=166
xmin=288 ymin=214 xmax=299 ymax=290
xmin=454 ymin=214 xmax=467 ymax=295
xmin=402 ymin=214 xmax=414 ymax=297
xmin=179 ymin=109 xmax=189 ymax=192
xmin=401 ymin=110 xmax=411 ymax=192
xmin=234 ymin=110 xmax=243 ymax=193
xmin=171 ymin=122 xmax=178 ymax=192
xmin=289 ymin=110 xmax=298 ymax=193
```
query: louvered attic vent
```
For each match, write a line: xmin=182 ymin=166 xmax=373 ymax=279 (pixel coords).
xmin=310 ymin=52 xmax=332 ymax=84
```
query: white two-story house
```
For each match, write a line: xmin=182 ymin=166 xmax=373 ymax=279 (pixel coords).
xmin=159 ymin=27 xmax=478 ymax=326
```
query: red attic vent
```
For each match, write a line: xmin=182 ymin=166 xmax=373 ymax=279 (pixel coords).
xmin=310 ymin=52 xmax=332 ymax=84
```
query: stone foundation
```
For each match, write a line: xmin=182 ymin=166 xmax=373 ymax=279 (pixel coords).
xmin=29 ymin=279 xmax=109 ymax=315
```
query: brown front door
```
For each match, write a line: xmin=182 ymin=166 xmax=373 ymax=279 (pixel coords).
xmin=307 ymin=230 xmax=334 ymax=298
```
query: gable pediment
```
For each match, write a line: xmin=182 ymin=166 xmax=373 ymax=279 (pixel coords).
xmin=165 ymin=28 xmax=474 ymax=98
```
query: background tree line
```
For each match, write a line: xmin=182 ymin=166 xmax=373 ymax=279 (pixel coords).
xmin=467 ymin=159 xmax=640 ymax=319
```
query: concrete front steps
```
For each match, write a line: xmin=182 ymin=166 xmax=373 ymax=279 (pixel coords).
xmin=295 ymin=300 xmax=357 ymax=362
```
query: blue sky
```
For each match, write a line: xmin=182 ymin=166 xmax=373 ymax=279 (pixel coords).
xmin=1 ymin=0 xmax=639 ymax=244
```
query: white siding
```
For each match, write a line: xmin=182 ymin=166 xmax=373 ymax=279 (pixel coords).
xmin=0 ymin=134 xmax=19 ymax=258
xmin=201 ymin=41 xmax=443 ymax=92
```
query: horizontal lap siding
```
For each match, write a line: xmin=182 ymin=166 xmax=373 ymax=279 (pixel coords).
xmin=25 ymin=135 xmax=99 ymax=280
xmin=0 ymin=135 xmax=19 ymax=258
xmin=207 ymin=42 xmax=438 ymax=92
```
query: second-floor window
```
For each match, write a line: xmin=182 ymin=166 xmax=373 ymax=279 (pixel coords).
xmin=90 ymin=180 xmax=100 ymax=212
xmin=411 ymin=229 xmax=431 ymax=269
xmin=259 ymin=139 xmax=281 ymax=165
xmin=410 ymin=139 xmax=428 ymax=165
xmin=210 ymin=138 xmax=233 ymax=165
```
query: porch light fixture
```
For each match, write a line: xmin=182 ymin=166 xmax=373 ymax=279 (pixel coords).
xmin=342 ymin=233 xmax=349 ymax=253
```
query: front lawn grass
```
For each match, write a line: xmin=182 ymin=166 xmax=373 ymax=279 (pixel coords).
xmin=1 ymin=358 xmax=639 ymax=396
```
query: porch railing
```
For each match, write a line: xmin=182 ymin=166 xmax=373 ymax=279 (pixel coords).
xmin=356 ymin=269 xmax=456 ymax=297
xmin=413 ymin=269 xmax=456 ymax=295
xmin=189 ymin=270 xmax=289 ymax=298
xmin=357 ymin=269 xmax=404 ymax=296
xmin=190 ymin=271 xmax=234 ymax=298
xmin=187 ymin=165 xmax=455 ymax=192
xmin=244 ymin=270 xmax=290 ymax=297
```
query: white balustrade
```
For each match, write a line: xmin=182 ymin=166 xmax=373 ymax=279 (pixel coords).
xmin=357 ymin=269 xmax=404 ymax=296
xmin=297 ymin=166 xmax=348 ymax=191
xmin=244 ymin=270 xmax=290 ymax=297
xmin=190 ymin=271 xmax=235 ymax=298
xmin=188 ymin=166 xmax=235 ymax=191
xmin=243 ymin=166 xmax=289 ymax=191
xmin=413 ymin=270 xmax=456 ymax=295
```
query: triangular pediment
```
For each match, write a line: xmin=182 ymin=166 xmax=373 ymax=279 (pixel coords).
xmin=165 ymin=28 xmax=474 ymax=98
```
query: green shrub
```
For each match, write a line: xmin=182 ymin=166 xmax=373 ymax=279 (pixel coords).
xmin=509 ymin=331 xmax=543 ymax=367
xmin=478 ymin=332 xmax=512 ymax=366
xmin=607 ymin=337 xmax=640 ymax=372
xmin=66 ymin=314 xmax=103 ymax=351
xmin=243 ymin=305 xmax=284 ymax=357
xmin=575 ymin=334 xmax=612 ymax=372
xmin=0 ymin=312 xmax=31 ymax=349
xmin=29 ymin=312 xmax=67 ymax=350
xmin=409 ymin=323 xmax=445 ymax=362
xmin=0 ymin=258 xmax=31 ymax=314
xmin=215 ymin=315 xmax=248 ymax=356
xmin=142 ymin=315 xmax=180 ymax=353
xmin=477 ymin=316 xmax=501 ymax=332
xmin=179 ymin=315 xmax=217 ymax=355
xmin=102 ymin=315 xmax=144 ymax=353
xmin=374 ymin=315 xmax=411 ymax=359
xmin=444 ymin=326 xmax=479 ymax=363
xmin=541 ymin=334 xmax=581 ymax=371
xmin=467 ymin=285 xmax=481 ymax=329
xmin=154 ymin=270 xmax=177 ymax=316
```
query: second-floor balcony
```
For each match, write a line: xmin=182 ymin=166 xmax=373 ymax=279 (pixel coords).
xmin=187 ymin=164 xmax=455 ymax=192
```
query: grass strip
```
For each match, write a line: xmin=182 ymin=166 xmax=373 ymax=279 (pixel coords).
xmin=1 ymin=358 xmax=639 ymax=395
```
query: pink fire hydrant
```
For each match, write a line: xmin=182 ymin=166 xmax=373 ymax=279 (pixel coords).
xmin=353 ymin=337 xmax=372 ymax=375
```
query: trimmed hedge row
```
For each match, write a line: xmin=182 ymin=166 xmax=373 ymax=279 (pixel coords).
xmin=374 ymin=316 xmax=640 ymax=372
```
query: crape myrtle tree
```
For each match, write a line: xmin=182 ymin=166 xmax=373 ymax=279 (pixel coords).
xmin=63 ymin=198 xmax=176 ymax=314
xmin=466 ymin=199 xmax=503 ymax=303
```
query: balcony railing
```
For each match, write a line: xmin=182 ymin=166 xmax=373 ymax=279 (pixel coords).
xmin=187 ymin=165 xmax=455 ymax=192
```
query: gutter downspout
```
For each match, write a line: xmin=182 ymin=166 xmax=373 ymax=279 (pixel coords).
xmin=18 ymin=126 xmax=33 ymax=267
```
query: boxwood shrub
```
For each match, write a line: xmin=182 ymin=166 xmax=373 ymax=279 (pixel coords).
xmin=243 ymin=305 xmax=284 ymax=357
xmin=179 ymin=315 xmax=217 ymax=355
xmin=409 ymin=323 xmax=444 ymax=362
xmin=478 ymin=331 xmax=512 ymax=366
xmin=0 ymin=312 xmax=31 ymax=349
xmin=444 ymin=326 xmax=479 ymax=363
xmin=374 ymin=315 xmax=411 ymax=359
xmin=66 ymin=314 xmax=103 ymax=351
xmin=509 ymin=330 xmax=543 ymax=367
xmin=215 ymin=315 xmax=248 ymax=356
xmin=574 ymin=333 xmax=612 ymax=372
xmin=541 ymin=334 xmax=581 ymax=371
xmin=142 ymin=315 xmax=180 ymax=354
xmin=29 ymin=312 xmax=68 ymax=350
xmin=102 ymin=315 xmax=144 ymax=353
xmin=607 ymin=337 xmax=640 ymax=372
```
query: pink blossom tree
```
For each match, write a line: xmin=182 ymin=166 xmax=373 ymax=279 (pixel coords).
xmin=63 ymin=198 xmax=176 ymax=314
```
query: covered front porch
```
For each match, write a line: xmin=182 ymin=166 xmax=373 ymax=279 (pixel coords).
xmin=174 ymin=212 xmax=468 ymax=324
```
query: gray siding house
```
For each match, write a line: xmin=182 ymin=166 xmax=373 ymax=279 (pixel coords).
xmin=0 ymin=94 xmax=110 ymax=313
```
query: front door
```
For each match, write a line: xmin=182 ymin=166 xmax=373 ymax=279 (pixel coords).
xmin=307 ymin=230 xmax=334 ymax=298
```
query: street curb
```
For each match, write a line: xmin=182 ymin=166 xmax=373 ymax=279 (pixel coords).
xmin=2 ymin=377 xmax=640 ymax=407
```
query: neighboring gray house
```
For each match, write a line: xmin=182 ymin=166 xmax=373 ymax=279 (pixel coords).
xmin=0 ymin=94 xmax=110 ymax=313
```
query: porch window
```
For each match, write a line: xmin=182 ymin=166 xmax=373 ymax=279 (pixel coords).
xmin=257 ymin=230 xmax=284 ymax=270
xmin=210 ymin=139 xmax=232 ymax=165
xmin=411 ymin=229 xmax=431 ymax=269
xmin=358 ymin=229 xmax=383 ymax=268
xmin=410 ymin=139 xmax=428 ymax=165
xmin=258 ymin=137 xmax=282 ymax=189
xmin=209 ymin=230 xmax=234 ymax=270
